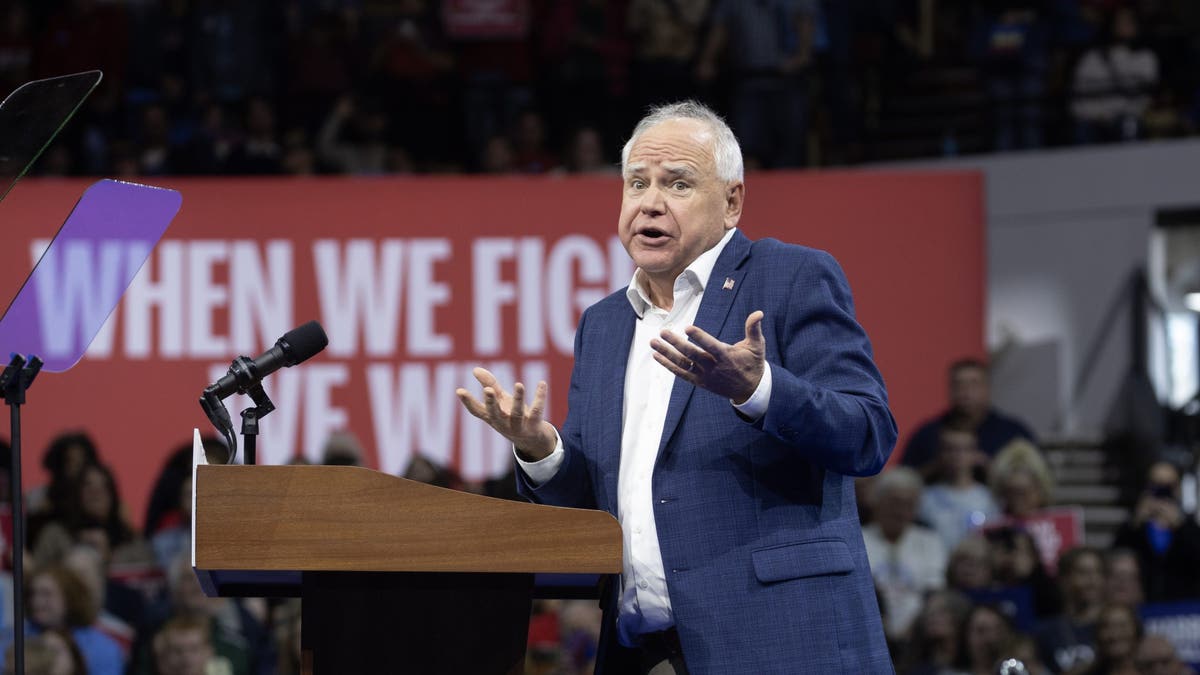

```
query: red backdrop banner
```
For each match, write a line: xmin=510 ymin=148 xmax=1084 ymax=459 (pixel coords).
xmin=0 ymin=172 xmax=983 ymax=526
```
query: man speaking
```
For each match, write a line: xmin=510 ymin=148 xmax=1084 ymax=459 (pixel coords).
xmin=457 ymin=101 xmax=896 ymax=674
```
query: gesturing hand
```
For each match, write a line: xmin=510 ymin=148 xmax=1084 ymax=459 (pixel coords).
xmin=650 ymin=310 xmax=766 ymax=404
xmin=456 ymin=367 xmax=557 ymax=461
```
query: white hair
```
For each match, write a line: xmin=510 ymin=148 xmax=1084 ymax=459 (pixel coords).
xmin=621 ymin=100 xmax=744 ymax=182
xmin=869 ymin=466 xmax=924 ymax=507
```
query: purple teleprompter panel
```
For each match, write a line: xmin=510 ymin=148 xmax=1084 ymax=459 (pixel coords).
xmin=0 ymin=179 xmax=182 ymax=372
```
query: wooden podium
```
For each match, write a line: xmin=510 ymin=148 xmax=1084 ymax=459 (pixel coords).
xmin=191 ymin=441 xmax=621 ymax=674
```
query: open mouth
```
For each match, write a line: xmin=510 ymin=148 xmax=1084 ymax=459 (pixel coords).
xmin=638 ymin=227 xmax=668 ymax=239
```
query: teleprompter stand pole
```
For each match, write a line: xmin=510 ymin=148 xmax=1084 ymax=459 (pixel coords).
xmin=1 ymin=353 xmax=43 ymax=675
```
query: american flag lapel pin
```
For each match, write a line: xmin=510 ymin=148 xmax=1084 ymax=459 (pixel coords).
xmin=723 ymin=277 xmax=735 ymax=290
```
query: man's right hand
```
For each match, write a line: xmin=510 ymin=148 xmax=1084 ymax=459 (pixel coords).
xmin=456 ymin=367 xmax=557 ymax=461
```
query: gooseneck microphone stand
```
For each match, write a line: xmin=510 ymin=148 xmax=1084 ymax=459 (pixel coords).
xmin=2 ymin=353 xmax=43 ymax=675
xmin=199 ymin=355 xmax=277 ymax=465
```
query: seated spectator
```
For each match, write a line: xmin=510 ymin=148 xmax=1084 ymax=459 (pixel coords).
xmin=987 ymin=526 xmax=1061 ymax=619
xmin=900 ymin=588 xmax=972 ymax=675
xmin=1071 ymin=603 xmax=1140 ymax=675
xmin=152 ymin=615 xmax=220 ymax=675
xmin=4 ymin=628 xmax=86 ymax=675
xmin=62 ymin=545 xmax=136 ymax=655
xmin=903 ymin=359 xmax=1036 ymax=478
xmin=947 ymin=535 xmax=994 ymax=594
xmin=1133 ymin=634 xmax=1193 ymax=675
xmin=1112 ymin=460 xmax=1200 ymax=602
xmin=22 ymin=565 xmax=125 ymax=674
xmin=1034 ymin=547 xmax=1103 ymax=673
xmin=1103 ymin=549 xmax=1143 ymax=608
xmin=1070 ymin=7 xmax=1159 ymax=143
xmin=1007 ymin=632 xmax=1054 ymax=675
xmin=862 ymin=467 xmax=948 ymax=641
xmin=955 ymin=604 xmax=1016 ymax=675
xmin=989 ymin=439 xmax=1054 ymax=520
xmin=225 ymin=97 xmax=283 ymax=175
xmin=129 ymin=555 xmax=272 ymax=675
xmin=148 ymin=473 xmax=192 ymax=573
xmin=918 ymin=419 xmax=1000 ymax=550
xmin=34 ymin=461 xmax=148 ymax=569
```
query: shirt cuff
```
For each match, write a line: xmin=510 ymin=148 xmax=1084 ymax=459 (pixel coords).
xmin=732 ymin=362 xmax=772 ymax=421
xmin=514 ymin=431 xmax=565 ymax=486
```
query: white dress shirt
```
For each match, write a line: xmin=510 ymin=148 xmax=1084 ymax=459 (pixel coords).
xmin=518 ymin=227 xmax=772 ymax=645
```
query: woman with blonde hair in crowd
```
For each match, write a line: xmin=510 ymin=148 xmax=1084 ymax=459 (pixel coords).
xmin=989 ymin=439 xmax=1054 ymax=519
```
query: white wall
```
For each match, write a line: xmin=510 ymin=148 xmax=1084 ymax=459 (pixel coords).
xmin=894 ymin=139 xmax=1200 ymax=439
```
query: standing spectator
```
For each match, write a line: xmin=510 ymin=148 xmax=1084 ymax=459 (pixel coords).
xmin=947 ymin=535 xmax=995 ymax=594
xmin=1070 ymin=7 xmax=1159 ymax=143
xmin=862 ymin=467 xmax=948 ymax=641
xmin=189 ymin=0 xmax=280 ymax=103
xmin=696 ymin=0 xmax=819 ymax=168
xmin=987 ymin=525 xmax=1061 ymax=619
xmin=918 ymin=420 xmax=1001 ymax=550
xmin=1111 ymin=461 xmax=1200 ymax=602
xmin=27 ymin=433 xmax=99 ymax=543
xmin=970 ymin=0 xmax=1050 ymax=151
xmin=226 ymin=97 xmax=283 ymax=174
xmin=1034 ymin=547 xmax=1104 ymax=674
xmin=316 ymin=96 xmax=390 ymax=175
xmin=626 ymin=0 xmax=710 ymax=111
xmin=903 ymin=359 xmax=1036 ymax=476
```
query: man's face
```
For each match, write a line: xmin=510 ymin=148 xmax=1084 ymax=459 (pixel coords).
xmin=949 ymin=366 xmax=989 ymax=416
xmin=619 ymin=119 xmax=742 ymax=287
xmin=157 ymin=629 xmax=212 ymax=675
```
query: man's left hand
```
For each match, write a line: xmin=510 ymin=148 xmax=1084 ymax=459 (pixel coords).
xmin=651 ymin=310 xmax=766 ymax=404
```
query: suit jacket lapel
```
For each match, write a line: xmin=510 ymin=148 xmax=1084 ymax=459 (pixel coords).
xmin=656 ymin=231 xmax=753 ymax=459
xmin=598 ymin=304 xmax=635 ymax=513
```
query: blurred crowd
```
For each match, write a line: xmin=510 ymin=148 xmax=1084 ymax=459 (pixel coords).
xmin=860 ymin=359 xmax=1200 ymax=675
xmin=2 ymin=0 xmax=1199 ymax=179
xmin=0 ymin=376 xmax=1198 ymax=674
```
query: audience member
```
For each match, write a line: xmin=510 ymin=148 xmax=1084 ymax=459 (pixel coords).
xmin=1102 ymin=549 xmax=1143 ymax=608
xmin=1111 ymin=460 xmax=1200 ymax=602
xmin=947 ymin=535 xmax=994 ymax=594
xmin=4 ymin=628 xmax=86 ymax=675
xmin=626 ymin=0 xmax=710 ymax=111
xmin=971 ymin=1 xmax=1049 ymax=151
xmin=563 ymin=126 xmax=616 ymax=174
xmin=1133 ymin=634 xmax=1194 ymax=675
xmin=27 ymin=433 xmax=100 ymax=536
xmin=904 ymin=359 xmax=1036 ymax=476
xmin=918 ymin=420 xmax=1001 ymax=550
xmin=989 ymin=439 xmax=1054 ymax=520
xmin=955 ymin=603 xmax=1016 ymax=675
xmin=1070 ymin=603 xmax=1140 ymax=675
xmin=320 ymin=430 xmax=366 ymax=467
xmin=61 ymin=545 xmax=135 ymax=655
xmin=1070 ymin=7 xmax=1159 ymax=143
xmin=152 ymin=615 xmax=219 ymax=675
xmin=863 ymin=467 xmax=948 ymax=641
xmin=21 ymin=565 xmax=125 ymax=674
xmin=696 ymin=0 xmax=818 ymax=168
xmin=987 ymin=526 xmax=1061 ymax=618
xmin=901 ymin=588 xmax=972 ymax=675
xmin=316 ymin=96 xmax=390 ymax=175
xmin=1034 ymin=547 xmax=1103 ymax=673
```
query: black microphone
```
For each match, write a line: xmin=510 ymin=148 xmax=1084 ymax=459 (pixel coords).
xmin=204 ymin=320 xmax=329 ymax=400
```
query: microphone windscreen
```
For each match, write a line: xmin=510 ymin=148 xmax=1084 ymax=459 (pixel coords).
xmin=280 ymin=321 xmax=329 ymax=365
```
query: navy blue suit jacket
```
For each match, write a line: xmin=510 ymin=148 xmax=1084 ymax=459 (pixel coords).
xmin=518 ymin=231 xmax=897 ymax=674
